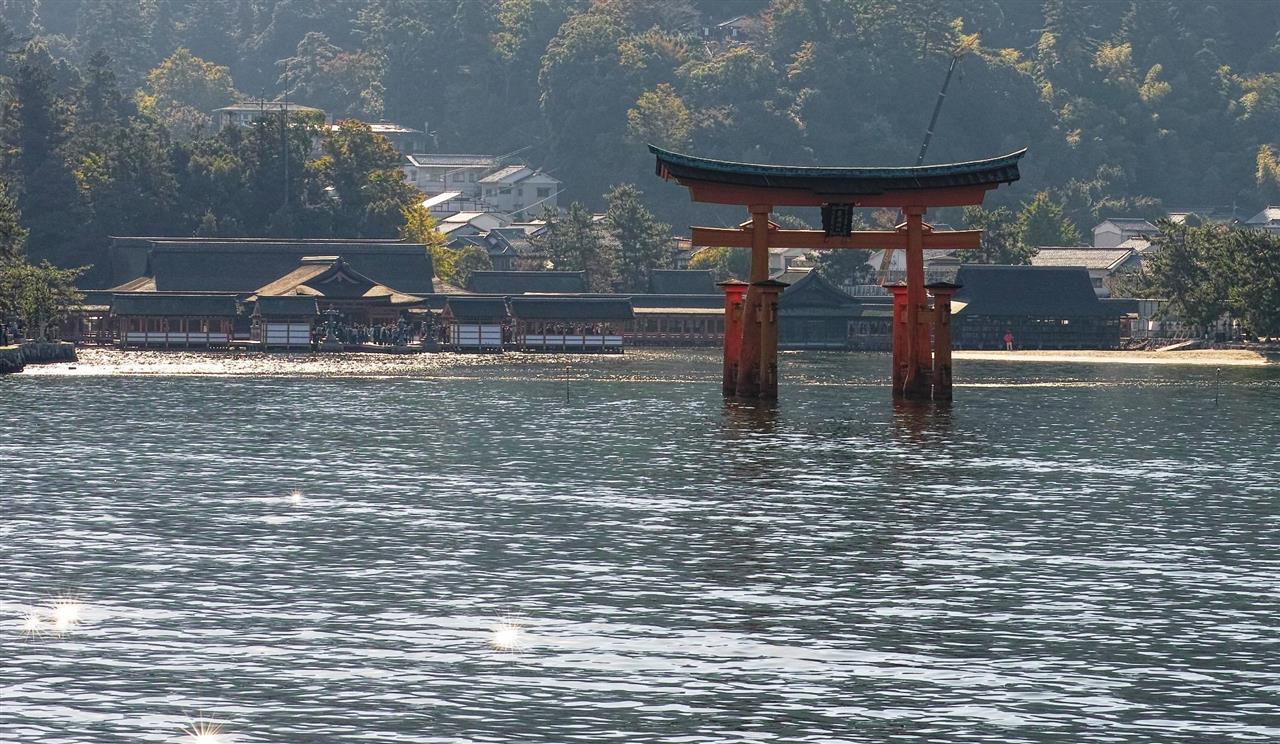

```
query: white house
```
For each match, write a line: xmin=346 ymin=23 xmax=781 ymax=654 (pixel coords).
xmin=478 ymin=165 xmax=560 ymax=219
xmin=1244 ymin=206 xmax=1280 ymax=235
xmin=1093 ymin=218 xmax=1159 ymax=248
xmin=212 ymin=101 xmax=327 ymax=128
xmin=402 ymin=154 xmax=497 ymax=197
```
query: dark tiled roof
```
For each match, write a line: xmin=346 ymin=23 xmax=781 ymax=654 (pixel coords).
xmin=129 ymin=239 xmax=434 ymax=294
xmin=444 ymin=296 xmax=509 ymax=321
xmin=112 ymin=293 xmax=238 ymax=316
xmin=465 ymin=271 xmax=586 ymax=294
xmin=629 ymin=294 xmax=723 ymax=309
xmin=648 ymin=270 xmax=716 ymax=294
xmin=652 ymin=145 xmax=1024 ymax=196
xmin=255 ymin=295 xmax=319 ymax=316
xmin=779 ymin=271 xmax=856 ymax=309
xmin=509 ymin=297 xmax=634 ymax=321
xmin=954 ymin=265 xmax=1111 ymax=317
xmin=1100 ymin=298 xmax=1140 ymax=313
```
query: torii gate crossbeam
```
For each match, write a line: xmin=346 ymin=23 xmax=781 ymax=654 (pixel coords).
xmin=651 ymin=145 xmax=1025 ymax=401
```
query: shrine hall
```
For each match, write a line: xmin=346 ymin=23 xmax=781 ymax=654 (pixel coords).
xmin=651 ymin=144 xmax=1025 ymax=401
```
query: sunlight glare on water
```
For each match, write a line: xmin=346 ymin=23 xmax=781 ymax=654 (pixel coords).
xmin=2 ymin=348 xmax=1278 ymax=742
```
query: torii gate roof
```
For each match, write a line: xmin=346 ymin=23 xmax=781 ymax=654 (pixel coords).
xmin=651 ymin=145 xmax=1026 ymax=207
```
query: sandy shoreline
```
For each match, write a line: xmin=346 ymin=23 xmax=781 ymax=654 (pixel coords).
xmin=953 ymin=349 xmax=1273 ymax=366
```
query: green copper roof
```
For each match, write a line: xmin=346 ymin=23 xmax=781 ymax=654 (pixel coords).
xmin=651 ymin=145 xmax=1025 ymax=195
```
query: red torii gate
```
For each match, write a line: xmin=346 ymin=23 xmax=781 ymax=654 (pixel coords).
xmin=651 ymin=145 xmax=1025 ymax=401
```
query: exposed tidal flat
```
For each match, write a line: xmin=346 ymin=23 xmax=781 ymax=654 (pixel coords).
xmin=2 ymin=350 xmax=1279 ymax=743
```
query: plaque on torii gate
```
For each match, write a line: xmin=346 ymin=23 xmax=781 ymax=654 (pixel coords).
xmin=651 ymin=145 xmax=1025 ymax=401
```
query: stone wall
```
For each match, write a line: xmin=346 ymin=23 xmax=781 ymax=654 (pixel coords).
xmin=0 ymin=341 xmax=78 ymax=374
xmin=0 ymin=346 xmax=22 ymax=374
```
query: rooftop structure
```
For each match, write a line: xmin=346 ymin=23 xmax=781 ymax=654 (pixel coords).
xmin=648 ymin=270 xmax=716 ymax=295
xmin=1093 ymin=217 xmax=1159 ymax=248
xmin=98 ymin=238 xmax=435 ymax=296
xmin=213 ymin=101 xmax=326 ymax=128
xmin=1030 ymin=247 xmax=1141 ymax=297
xmin=464 ymin=270 xmax=587 ymax=295
xmin=1244 ymin=206 xmax=1280 ymax=233
xmin=651 ymin=145 xmax=1025 ymax=206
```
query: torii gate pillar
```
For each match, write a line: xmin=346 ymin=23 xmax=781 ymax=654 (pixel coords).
xmin=717 ymin=280 xmax=748 ymax=394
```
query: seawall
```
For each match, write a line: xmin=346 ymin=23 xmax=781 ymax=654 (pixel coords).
xmin=0 ymin=342 xmax=78 ymax=374
xmin=0 ymin=346 xmax=21 ymax=374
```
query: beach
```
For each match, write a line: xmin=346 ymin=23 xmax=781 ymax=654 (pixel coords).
xmin=954 ymin=348 xmax=1273 ymax=366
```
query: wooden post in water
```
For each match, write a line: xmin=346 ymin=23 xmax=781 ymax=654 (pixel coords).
xmin=718 ymin=280 xmax=748 ymax=395
xmin=901 ymin=206 xmax=932 ymax=400
xmin=927 ymin=282 xmax=959 ymax=400
xmin=887 ymin=284 xmax=910 ymax=397
xmin=755 ymin=279 xmax=787 ymax=399
xmin=735 ymin=204 xmax=772 ymax=398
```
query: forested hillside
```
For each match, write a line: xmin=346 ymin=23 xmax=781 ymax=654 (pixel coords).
xmin=2 ymin=0 xmax=1278 ymax=271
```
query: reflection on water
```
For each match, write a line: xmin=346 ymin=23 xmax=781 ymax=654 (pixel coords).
xmin=2 ymin=350 xmax=1279 ymax=743
xmin=721 ymin=398 xmax=779 ymax=436
xmin=891 ymin=398 xmax=954 ymax=442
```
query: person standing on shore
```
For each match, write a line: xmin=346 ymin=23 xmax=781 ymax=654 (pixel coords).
xmin=1004 ymin=330 xmax=1014 ymax=351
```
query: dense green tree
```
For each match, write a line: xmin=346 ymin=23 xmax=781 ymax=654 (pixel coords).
xmin=0 ymin=179 xmax=27 ymax=261
xmin=277 ymin=32 xmax=382 ymax=119
xmin=451 ymin=245 xmax=494 ymax=288
xmin=137 ymin=48 xmax=238 ymax=136
xmin=317 ymin=119 xmax=420 ymax=236
xmin=1017 ymin=191 xmax=1081 ymax=246
xmin=76 ymin=50 xmax=134 ymax=133
xmin=74 ymin=0 xmax=153 ymax=88
xmin=961 ymin=206 xmax=1036 ymax=265
xmin=75 ymin=118 xmax=178 ymax=238
xmin=688 ymin=246 xmax=751 ymax=282
xmin=1 ymin=46 xmax=89 ymax=266
xmin=0 ymin=258 xmax=85 ymax=340
xmin=539 ymin=12 xmax=634 ymax=200
xmin=1143 ymin=222 xmax=1280 ymax=338
xmin=537 ymin=202 xmax=615 ymax=291
xmin=603 ymin=183 xmax=672 ymax=291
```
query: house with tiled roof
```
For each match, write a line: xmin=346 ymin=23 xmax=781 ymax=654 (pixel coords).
xmin=1029 ymin=247 xmax=1141 ymax=297
xmin=478 ymin=165 xmax=560 ymax=219
xmin=1244 ymin=206 xmax=1280 ymax=235
xmin=1092 ymin=218 xmax=1160 ymax=248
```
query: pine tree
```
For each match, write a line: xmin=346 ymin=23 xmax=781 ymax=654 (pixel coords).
xmin=1017 ymin=191 xmax=1082 ymax=247
xmin=603 ymin=183 xmax=671 ymax=292
xmin=1 ymin=48 xmax=89 ymax=267
xmin=0 ymin=178 xmax=28 ymax=262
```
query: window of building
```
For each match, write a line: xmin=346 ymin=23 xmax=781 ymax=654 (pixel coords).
xmin=537 ymin=187 xmax=552 ymax=199
xmin=516 ymin=188 xmax=523 ymax=197
xmin=469 ymin=172 xmax=477 ymax=182
xmin=500 ymin=187 xmax=512 ymax=195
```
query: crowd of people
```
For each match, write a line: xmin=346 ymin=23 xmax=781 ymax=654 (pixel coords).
xmin=314 ymin=316 xmax=437 ymax=348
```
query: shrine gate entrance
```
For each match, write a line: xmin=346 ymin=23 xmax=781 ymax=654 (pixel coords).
xmin=651 ymin=145 xmax=1025 ymax=401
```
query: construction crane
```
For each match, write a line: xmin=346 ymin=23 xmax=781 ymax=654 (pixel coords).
xmin=878 ymin=32 xmax=981 ymax=282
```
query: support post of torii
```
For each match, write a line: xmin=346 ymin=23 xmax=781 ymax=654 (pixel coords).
xmin=652 ymin=144 xmax=1025 ymax=403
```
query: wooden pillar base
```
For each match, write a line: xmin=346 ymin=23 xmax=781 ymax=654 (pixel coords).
xmin=735 ymin=286 xmax=762 ymax=398
xmin=754 ymin=279 xmax=787 ymax=399
xmin=927 ymin=282 xmax=959 ymax=401
xmin=718 ymin=280 xmax=748 ymax=395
